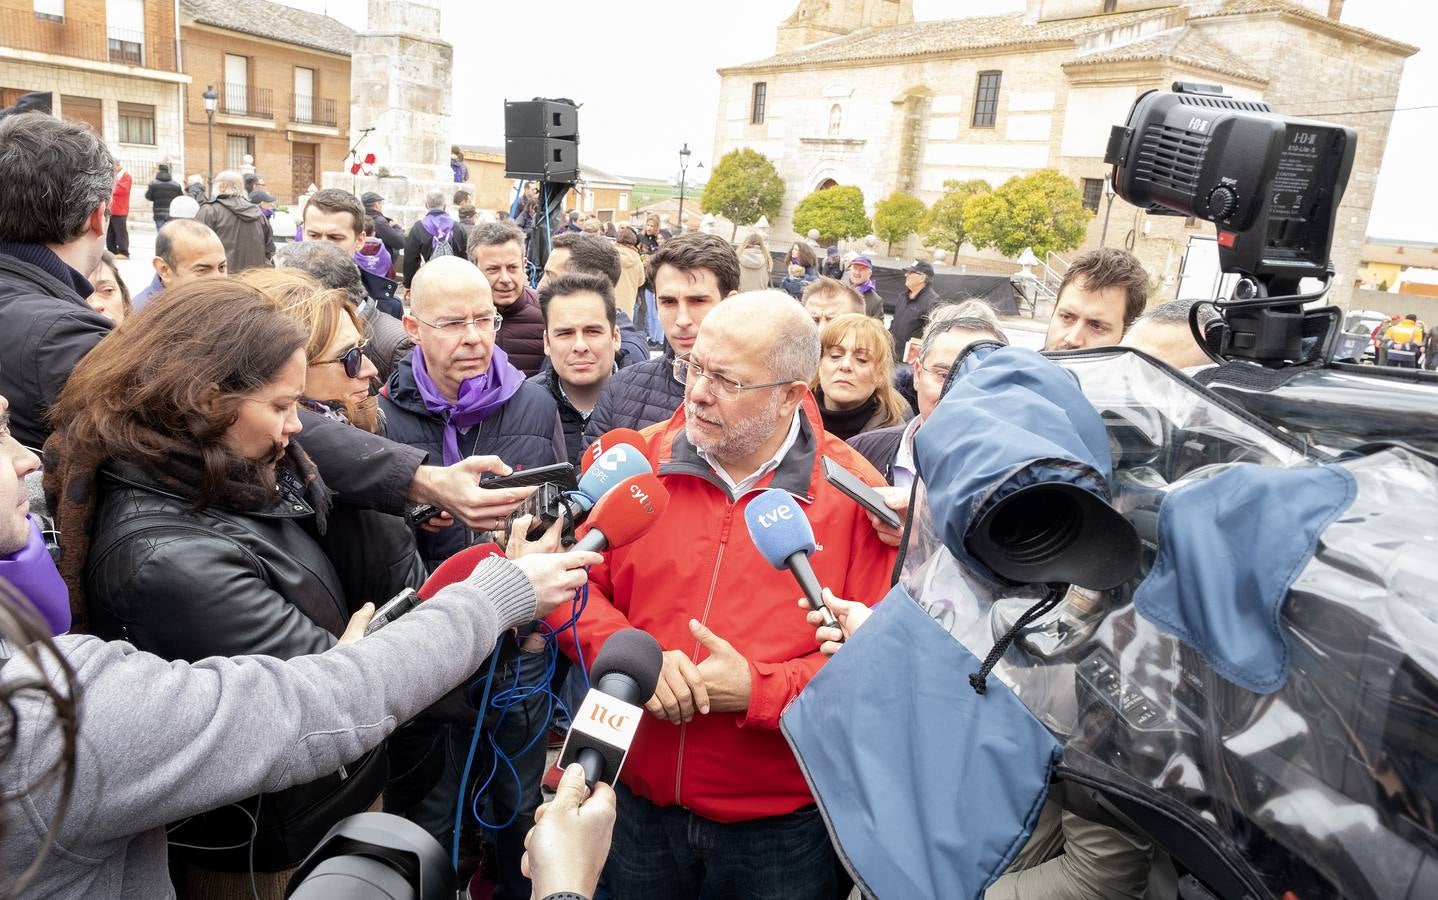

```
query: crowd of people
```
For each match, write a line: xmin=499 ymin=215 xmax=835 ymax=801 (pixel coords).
xmin=1 ymin=108 xmax=1228 ymax=900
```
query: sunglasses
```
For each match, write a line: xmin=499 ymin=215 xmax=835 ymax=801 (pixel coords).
xmin=317 ymin=340 xmax=369 ymax=378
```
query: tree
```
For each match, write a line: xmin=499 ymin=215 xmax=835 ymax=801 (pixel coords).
xmin=873 ymin=192 xmax=927 ymax=255
xmin=963 ymin=169 xmax=1091 ymax=260
xmin=792 ymin=185 xmax=871 ymax=246
xmin=699 ymin=148 xmax=785 ymax=240
xmin=921 ymin=179 xmax=991 ymax=257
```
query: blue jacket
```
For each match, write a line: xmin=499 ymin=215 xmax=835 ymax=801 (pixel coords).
xmin=379 ymin=354 xmax=566 ymax=569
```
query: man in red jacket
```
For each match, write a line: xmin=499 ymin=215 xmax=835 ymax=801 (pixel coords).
xmin=548 ymin=291 xmax=897 ymax=899
xmin=106 ymin=161 xmax=132 ymax=258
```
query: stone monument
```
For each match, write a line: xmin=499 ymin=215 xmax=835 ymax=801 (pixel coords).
xmin=320 ymin=0 xmax=472 ymax=222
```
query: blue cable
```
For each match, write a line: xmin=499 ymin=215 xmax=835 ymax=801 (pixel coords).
xmin=448 ymin=575 xmax=592 ymax=870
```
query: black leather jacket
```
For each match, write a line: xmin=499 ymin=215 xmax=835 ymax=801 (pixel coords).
xmin=84 ymin=461 xmax=347 ymax=660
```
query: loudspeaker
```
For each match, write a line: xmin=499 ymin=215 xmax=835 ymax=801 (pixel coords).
xmin=505 ymin=137 xmax=578 ymax=182
xmin=504 ymin=100 xmax=577 ymax=139
xmin=505 ymin=99 xmax=578 ymax=182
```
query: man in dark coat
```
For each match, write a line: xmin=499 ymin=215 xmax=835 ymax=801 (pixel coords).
xmin=583 ymin=233 xmax=740 ymax=445
xmin=402 ymin=190 xmax=466 ymax=289
xmin=529 ymin=273 xmax=625 ymax=465
xmin=467 ymin=220 xmax=548 ymax=376
xmin=378 ymin=255 xmax=562 ymax=896
xmin=195 ymin=169 xmax=274 ymax=272
xmin=144 ymin=163 xmax=183 ymax=229
xmin=362 ymin=191 xmax=406 ymax=256
xmin=889 ymin=259 xmax=943 ymax=357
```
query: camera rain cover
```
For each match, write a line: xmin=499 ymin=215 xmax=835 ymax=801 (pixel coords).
xmin=905 ymin=347 xmax=1435 ymax=899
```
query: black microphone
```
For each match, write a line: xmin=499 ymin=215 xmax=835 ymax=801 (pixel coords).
xmin=558 ymin=629 xmax=663 ymax=787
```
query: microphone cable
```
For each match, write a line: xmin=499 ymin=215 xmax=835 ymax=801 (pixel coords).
xmin=449 ymin=572 xmax=593 ymax=871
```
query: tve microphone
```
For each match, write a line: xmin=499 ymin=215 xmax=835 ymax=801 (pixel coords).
xmin=573 ymin=443 xmax=652 ymax=513
xmin=571 ymin=472 xmax=669 ymax=553
xmin=558 ymin=628 xmax=664 ymax=787
xmin=580 ymin=428 xmax=647 ymax=473
xmin=744 ymin=489 xmax=842 ymax=633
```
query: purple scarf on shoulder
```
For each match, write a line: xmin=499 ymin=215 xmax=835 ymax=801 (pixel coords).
xmin=410 ymin=344 xmax=526 ymax=465
xmin=420 ymin=209 xmax=456 ymax=242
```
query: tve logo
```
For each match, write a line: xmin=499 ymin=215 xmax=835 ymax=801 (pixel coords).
xmin=754 ymin=506 xmax=794 ymax=528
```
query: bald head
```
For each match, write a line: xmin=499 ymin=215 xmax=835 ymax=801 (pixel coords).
xmin=409 ymin=256 xmax=492 ymax=317
xmin=702 ymin=290 xmax=820 ymax=383
xmin=154 ymin=218 xmax=226 ymax=287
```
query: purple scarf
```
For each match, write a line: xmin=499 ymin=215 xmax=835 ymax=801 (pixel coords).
xmin=0 ymin=517 xmax=70 ymax=635
xmin=355 ymin=238 xmax=392 ymax=277
xmin=856 ymin=279 xmax=877 ymax=294
xmin=410 ymin=344 xmax=526 ymax=465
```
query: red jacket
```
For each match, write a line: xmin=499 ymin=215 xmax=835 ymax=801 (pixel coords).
xmin=110 ymin=170 xmax=132 ymax=217
xmin=547 ymin=393 xmax=897 ymax=823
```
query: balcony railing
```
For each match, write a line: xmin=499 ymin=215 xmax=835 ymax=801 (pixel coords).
xmin=219 ymin=82 xmax=274 ymax=120
xmin=291 ymin=95 xmax=337 ymax=128
xmin=4 ymin=17 xmax=177 ymax=71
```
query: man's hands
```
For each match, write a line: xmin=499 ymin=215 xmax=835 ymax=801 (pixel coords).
xmin=865 ymin=485 xmax=910 ymax=547
xmin=521 ymin=763 xmax=615 ymax=900
xmin=409 ymin=456 xmax=537 ymax=532
xmin=504 ymin=513 xmax=564 ymax=559
xmin=511 ymin=549 xmax=602 ymax=619
xmin=798 ymin=588 xmax=872 ymax=656
xmin=644 ymin=620 xmax=754 ymax=725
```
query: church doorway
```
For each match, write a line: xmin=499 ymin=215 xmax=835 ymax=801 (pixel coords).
xmin=816 ymin=178 xmax=839 ymax=190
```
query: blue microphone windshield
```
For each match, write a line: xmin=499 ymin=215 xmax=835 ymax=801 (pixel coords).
xmin=744 ymin=488 xmax=816 ymax=569
xmin=576 ymin=444 xmax=653 ymax=508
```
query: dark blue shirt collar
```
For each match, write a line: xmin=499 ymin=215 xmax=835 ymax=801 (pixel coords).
xmin=0 ymin=242 xmax=94 ymax=297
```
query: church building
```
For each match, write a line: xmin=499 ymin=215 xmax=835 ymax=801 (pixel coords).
xmin=714 ymin=0 xmax=1414 ymax=306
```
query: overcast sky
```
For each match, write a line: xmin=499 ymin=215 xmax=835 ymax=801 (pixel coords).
xmin=289 ymin=0 xmax=1433 ymax=241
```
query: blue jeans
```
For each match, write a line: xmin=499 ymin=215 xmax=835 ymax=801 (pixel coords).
xmin=384 ymin=647 xmax=550 ymax=900
xmin=603 ymin=781 xmax=842 ymax=900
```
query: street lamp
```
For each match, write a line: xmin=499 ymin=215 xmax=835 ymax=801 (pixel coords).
xmin=202 ymin=84 xmax=218 ymax=193
xmin=676 ymin=143 xmax=692 ymax=235
xmin=1099 ymin=173 xmax=1116 ymax=248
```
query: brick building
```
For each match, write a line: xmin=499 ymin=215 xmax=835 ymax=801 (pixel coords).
xmin=179 ymin=0 xmax=353 ymax=204
xmin=715 ymin=0 xmax=1417 ymax=308
xmin=1 ymin=0 xmax=186 ymax=222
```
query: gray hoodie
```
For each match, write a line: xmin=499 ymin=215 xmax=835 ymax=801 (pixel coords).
xmin=0 ymin=556 xmax=535 ymax=899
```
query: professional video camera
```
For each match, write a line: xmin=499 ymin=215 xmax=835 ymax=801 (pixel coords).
xmin=1105 ymin=82 xmax=1356 ymax=366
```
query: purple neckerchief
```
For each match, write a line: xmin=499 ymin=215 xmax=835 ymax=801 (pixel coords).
xmin=420 ymin=209 xmax=456 ymax=242
xmin=355 ymin=239 xmax=392 ymax=277
xmin=856 ymin=278 xmax=877 ymax=294
xmin=0 ymin=517 xmax=70 ymax=635
xmin=410 ymin=345 xmax=525 ymax=465
xmin=260 ymin=206 xmax=274 ymax=219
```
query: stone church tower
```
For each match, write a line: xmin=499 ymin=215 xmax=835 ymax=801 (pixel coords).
xmin=776 ymin=0 xmax=915 ymax=53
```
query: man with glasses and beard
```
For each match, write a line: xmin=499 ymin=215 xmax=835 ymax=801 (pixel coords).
xmin=545 ymin=291 xmax=896 ymax=900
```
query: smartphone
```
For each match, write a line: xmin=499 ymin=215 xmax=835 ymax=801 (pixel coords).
xmin=481 ymin=462 xmax=578 ymax=492
xmin=405 ymin=504 xmax=445 ymax=526
xmin=364 ymin=588 xmax=421 ymax=636
xmin=821 ymin=457 xmax=902 ymax=530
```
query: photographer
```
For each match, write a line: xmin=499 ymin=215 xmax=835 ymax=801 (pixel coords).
xmin=0 ymin=385 xmax=603 ymax=898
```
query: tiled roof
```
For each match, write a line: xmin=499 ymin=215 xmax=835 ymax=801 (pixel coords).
xmin=1064 ymin=27 xmax=1266 ymax=83
xmin=181 ymin=0 xmax=355 ymax=56
xmin=1189 ymin=0 xmax=1417 ymax=55
xmin=721 ymin=8 xmax=1175 ymax=72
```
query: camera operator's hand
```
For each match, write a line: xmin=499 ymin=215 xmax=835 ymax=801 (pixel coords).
xmin=504 ymin=513 xmax=564 ymax=559
xmin=336 ymin=603 xmax=375 ymax=646
xmin=522 ymin=763 xmax=615 ymax=900
xmin=798 ymin=589 xmax=872 ymax=656
xmin=410 ymin=456 xmax=537 ymax=532
xmin=866 ymin=485 xmax=909 ymax=548
xmin=511 ymin=549 xmax=602 ymax=619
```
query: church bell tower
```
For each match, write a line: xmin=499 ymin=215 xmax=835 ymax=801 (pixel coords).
xmin=776 ymin=0 xmax=915 ymax=53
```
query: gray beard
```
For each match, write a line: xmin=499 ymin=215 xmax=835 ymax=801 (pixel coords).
xmin=685 ymin=393 xmax=783 ymax=466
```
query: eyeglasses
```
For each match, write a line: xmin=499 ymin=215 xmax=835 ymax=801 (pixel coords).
xmin=411 ymin=312 xmax=503 ymax=336
xmin=314 ymin=340 xmax=370 ymax=378
xmin=672 ymin=354 xmax=791 ymax=401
